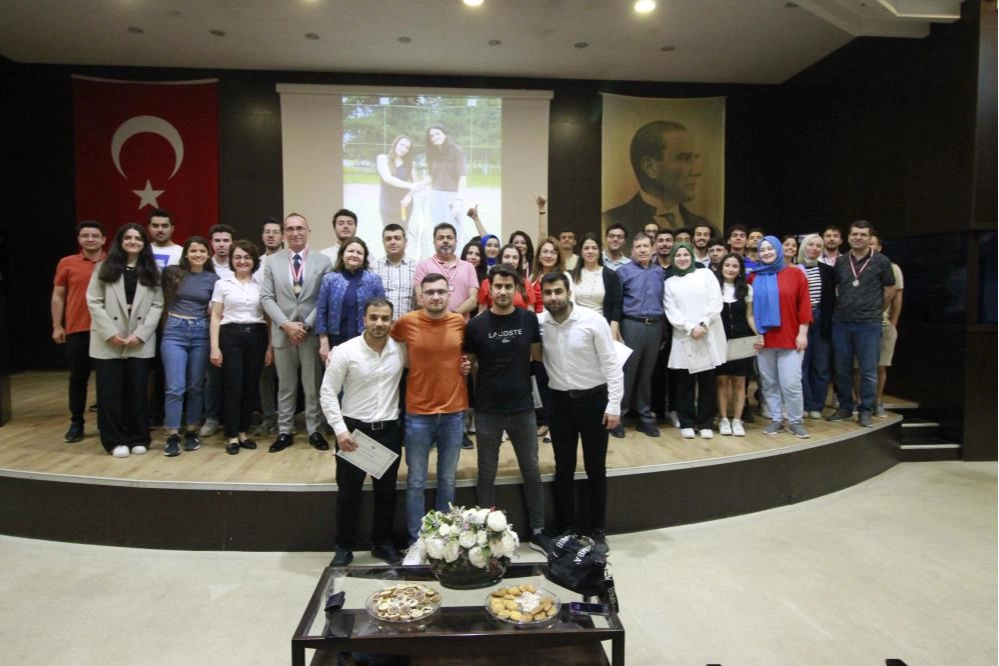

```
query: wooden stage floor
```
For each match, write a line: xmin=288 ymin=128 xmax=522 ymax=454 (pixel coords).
xmin=0 ymin=371 xmax=907 ymax=489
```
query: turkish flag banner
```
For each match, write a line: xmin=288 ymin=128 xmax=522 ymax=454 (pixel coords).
xmin=73 ymin=75 xmax=219 ymax=243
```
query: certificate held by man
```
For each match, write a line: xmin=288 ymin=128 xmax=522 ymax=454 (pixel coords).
xmin=336 ymin=429 xmax=400 ymax=480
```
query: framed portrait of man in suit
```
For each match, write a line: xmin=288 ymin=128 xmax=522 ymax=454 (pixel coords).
xmin=601 ymin=94 xmax=725 ymax=241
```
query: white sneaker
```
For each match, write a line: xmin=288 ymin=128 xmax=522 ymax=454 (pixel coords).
xmin=199 ymin=418 xmax=219 ymax=437
xmin=718 ymin=418 xmax=732 ymax=436
xmin=669 ymin=411 xmax=681 ymax=428
xmin=699 ymin=429 xmax=714 ymax=439
xmin=112 ymin=445 xmax=130 ymax=458
xmin=680 ymin=428 xmax=695 ymax=439
xmin=732 ymin=420 xmax=746 ymax=437
xmin=130 ymin=445 xmax=147 ymax=455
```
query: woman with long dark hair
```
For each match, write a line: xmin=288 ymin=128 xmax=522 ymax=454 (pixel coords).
xmin=714 ymin=253 xmax=757 ymax=437
xmin=477 ymin=244 xmax=535 ymax=312
xmin=425 ymin=125 xmax=467 ymax=239
xmin=316 ymin=237 xmax=386 ymax=365
xmin=461 ymin=237 xmax=486 ymax=284
xmin=160 ymin=236 xmax=218 ymax=457
xmin=87 ymin=223 xmax=163 ymax=458
xmin=210 ymin=240 xmax=272 ymax=455
xmin=377 ymin=135 xmax=418 ymax=228
xmin=569 ymin=233 xmax=623 ymax=341
xmin=529 ymin=237 xmax=565 ymax=314
xmin=507 ymin=230 xmax=535 ymax=278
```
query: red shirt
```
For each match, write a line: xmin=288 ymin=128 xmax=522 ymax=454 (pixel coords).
xmin=748 ymin=267 xmax=813 ymax=349
xmin=477 ymin=277 xmax=537 ymax=311
xmin=53 ymin=252 xmax=105 ymax=334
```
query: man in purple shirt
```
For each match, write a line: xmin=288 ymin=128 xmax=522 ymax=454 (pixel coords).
xmin=614 ymin=234 xmax=666 ymax=438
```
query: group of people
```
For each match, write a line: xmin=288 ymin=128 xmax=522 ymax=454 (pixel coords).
xmin=51 ymin=200 xmax=901 ymax=564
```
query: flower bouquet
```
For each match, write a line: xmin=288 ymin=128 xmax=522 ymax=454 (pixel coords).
xmin=411 ymin=505 xmax=519 ymax=590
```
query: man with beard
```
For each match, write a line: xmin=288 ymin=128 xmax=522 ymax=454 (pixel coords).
xmin=602 ymin=224 xmax=631 ymax=271
xmin=654 ymin=228 xmax=675 ymax=272
xmin=464 ymin=264 xmax=548 ymax=553
xmin=539 ymin=272 xmax=621 ymax=555
xmin=413 ymin=223 xmax=478 ymax=318
xmin=319 ymin=209 xmax=358 ymax=264
xmin=692 ymin=223 xmax=713 ymax=267
xmin=745 ymin=228 xmax=764 ymax=271
xmin=820 ymin=225 xmax=843 ymax=267
xmin=321 ymin=298 xmax=404 ymax=567
xmin=147 ymin=209 xmax=182 ymax=270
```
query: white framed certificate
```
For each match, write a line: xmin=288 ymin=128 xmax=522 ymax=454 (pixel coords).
xmin=335 ymin=429 xmax=400 ymax=480
xmin=726 ymin=335 xmax=763 ymax=361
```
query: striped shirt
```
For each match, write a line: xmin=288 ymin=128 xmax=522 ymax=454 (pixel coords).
xmin=803 ymin=265 xmax=823 ymax=308
xmin=374 ymin=255 xmax=416 ymax=321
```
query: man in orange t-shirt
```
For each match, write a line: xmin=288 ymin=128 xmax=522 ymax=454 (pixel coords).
xmin=51 ymin=220 xmax=106 ymax=443
xmin=390 ymin=272 xmax=469 ymax=546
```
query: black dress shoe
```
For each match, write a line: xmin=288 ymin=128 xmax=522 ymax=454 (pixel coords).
xmin=609 ymin=424 xmax=625 ymax=439
xmin=64 ymin=423 xmax=84 ymax=443
xmin=636 ymin=422 xmax=661 ymax=437
xmin=238 ymin=439 xmax=257 ymax=450
xmin=309 ymin=432 xmax=330 ymax=451
xmin=269 ymin=433 xmax=293 ymax=453
xmin=461 ymin=435 xmax=474 ymax=450
xmin=371 ymin=541 xmax=404 ymax=565
xmin=330 ymin=548 xmax=354 ymax=567
xmin=225 ymin=441 xmax=240 ymax=455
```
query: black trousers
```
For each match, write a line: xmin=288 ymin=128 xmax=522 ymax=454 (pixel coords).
xmin=675 ymin=369 xmax=717 ymax=430
xmin=64 ymin=332 xmax=92 ymax=425
xmin=94 ymin=357 xmax=151 ymax=453
xmin=220 ymin=324 xmax=267 ymax=438
xmin=335 ymin=417 xmax=402 ymax=550
xmin=549 ymin=385 xmax=609 ymax=531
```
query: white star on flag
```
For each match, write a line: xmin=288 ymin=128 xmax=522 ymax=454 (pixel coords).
xmin=133 ymin=180 xmax=164 ymax=209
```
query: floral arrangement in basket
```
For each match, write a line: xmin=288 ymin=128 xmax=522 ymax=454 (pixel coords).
xmin=412 ymin=505 xmax=519 ymax=582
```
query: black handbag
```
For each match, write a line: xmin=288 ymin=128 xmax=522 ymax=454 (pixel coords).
xmin=544 ymin=532 xmax=618 ymax=610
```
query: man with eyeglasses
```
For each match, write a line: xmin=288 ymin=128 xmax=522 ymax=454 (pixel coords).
xmin=602 ymin=224 xmax=632 ymax=271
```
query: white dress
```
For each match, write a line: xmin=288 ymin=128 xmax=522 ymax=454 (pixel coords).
xmin=662 ymin=268 xmax=727 ymax=371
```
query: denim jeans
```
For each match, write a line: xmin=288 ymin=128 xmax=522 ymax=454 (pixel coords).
xmin=160 ymin=316 xmax=210 ymax=430
xmin=801 ymin=308 xmax=832 ymax=412
xmin=475 ymin=409 xmax=544 ymax=531
xmin=403 ymin=411 xmax=465 ymax=542
xmin=757 ymin=348 xmax=804 ymax=425
xmin=832 ymin=320 xmax=882 ymax=414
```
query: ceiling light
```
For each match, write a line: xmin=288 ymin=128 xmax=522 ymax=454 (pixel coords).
xmin=305 ymin=33 xmax=320 ymax=40
xmin=634 ymin=0 xmax=656 ymax=13
xmin=488 ymin=39 xmax=501 ymax=46
xmin=398 ymin=36 xmax=412 ymax=43
xmin=127 ymin=27 xmax=144 ymax=34
xmin=209 ymin=29 xmax=226 ymax=37
xmin=574 ymin=41 xmax=589 ymax=49
xmin=463 ymin=0 xmax=484 ymax=6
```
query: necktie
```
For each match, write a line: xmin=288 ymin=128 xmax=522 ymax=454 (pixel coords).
xmin=293 ymin=253 xmax=302 ymax=283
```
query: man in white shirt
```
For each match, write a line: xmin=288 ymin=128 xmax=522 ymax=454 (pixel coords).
xmin=320 ymin=208 xmax=358 ymax=264
xmin=539 ymin=272 xmax=622 ymax=556
xmin=147 ymin=208 xmax=182 ymax=271
xmin=209 ymin=224 xmax=235 ymax=280
xmin=374 ymin=223 xmax=416 ymax=320
xmin=557 ymin=228 xmax=580 ymax=271
xmin=200 ymin=223 xmax=237 ymax=436
xmin=254 ymin=217 xmax=285 ymax=436
xmin=320 ymin=298 xmax=404 ymax=567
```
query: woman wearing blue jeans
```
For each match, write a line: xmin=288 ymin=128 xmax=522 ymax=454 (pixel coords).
xmin=160 ymin=237 xmax=218 ymax=457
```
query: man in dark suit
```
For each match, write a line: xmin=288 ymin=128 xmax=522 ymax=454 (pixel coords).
xmin=603 ymin=120 xmax=716 ymax=240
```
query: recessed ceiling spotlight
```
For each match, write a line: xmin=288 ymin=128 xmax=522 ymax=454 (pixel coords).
xmin=305 ymin=33 xmax=320 ymax=40
xmin=398 ymin=36 xmax=412 ymax=43
xmin=488 ymin=39 xmax=501 ymax=46
xmin=660 ymin=45 xmax=676 ymax=52
xmin=463 ymin=0 xmax=484 ymax=6
xmin=574 ymin=41 xmax=589 ymax=49
xmin=209 ymin=29 xmax=226 ymax=37
xmin=127 ymin=26 xmax=144 ymax=34
xmin=634 ymin=0 xmax=656 ymax=13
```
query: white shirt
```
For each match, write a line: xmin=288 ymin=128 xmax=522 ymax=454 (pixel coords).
xmin=212 ymin=256 xmax=234 ymax=281
xmin=574 ymin=267 xmax=605 ymax=314
xmin=539 ymin=305 xmax=623 ymax=416
xmin=320 ymin=334 xmax=404 ymax=436
xmin=211 ymin=277 xmax=266 ymax=325
xmin=151 ymin=244 xmax=182 ymax=272
xmin=320 ymin=243 xmax=340 ymax=265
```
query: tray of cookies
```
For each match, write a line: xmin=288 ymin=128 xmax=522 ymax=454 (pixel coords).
xmin=365 ymin=583 xmax=442 ymax=625
xmin=484 ymin=583 xmax=561 ymax=628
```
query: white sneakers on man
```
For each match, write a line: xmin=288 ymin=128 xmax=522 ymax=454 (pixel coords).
xmin=699 ymin=429 xmax=713 ymax=439
xmin=680 ymin=428 xmax=695 ymax=439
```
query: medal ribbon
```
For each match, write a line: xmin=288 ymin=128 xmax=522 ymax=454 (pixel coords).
xmin=849 ymin=251 xmax=872 ymax=284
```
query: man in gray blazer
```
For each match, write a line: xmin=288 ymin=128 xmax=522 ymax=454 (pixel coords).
xmin=260 ymin=213 xmax=333 ymax=453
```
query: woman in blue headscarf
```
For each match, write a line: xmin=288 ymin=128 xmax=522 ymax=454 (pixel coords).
xmin=748 ymin=236 xmax=813 ymax=439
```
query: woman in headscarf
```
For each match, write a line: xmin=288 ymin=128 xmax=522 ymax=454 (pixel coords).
xmin=748 ymin=236 xmax=813 ymax=438
xmin=796 ymin=233 xmax=836 ymax=419
xmin=662 ymin=243 xmax=726 ymax=440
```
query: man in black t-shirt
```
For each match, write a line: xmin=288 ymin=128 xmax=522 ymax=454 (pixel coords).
xmin=464 ymin=264 xmax=548 ymax=553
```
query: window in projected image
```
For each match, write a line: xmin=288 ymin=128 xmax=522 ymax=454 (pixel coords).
xmin=343 ymin=95 xmax=501 ymax=261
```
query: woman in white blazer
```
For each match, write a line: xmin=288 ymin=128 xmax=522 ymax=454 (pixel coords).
xmin=663 ymin=243 xmax=727 ymax=440
xmin=87 ymin=223 xmax=164 ymax=458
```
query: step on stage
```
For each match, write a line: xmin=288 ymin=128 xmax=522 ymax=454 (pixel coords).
xmin=1 ymin=372 xmax=903 ymax=551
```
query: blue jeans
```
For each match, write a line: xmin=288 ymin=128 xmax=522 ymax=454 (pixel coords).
xmin=801 ymin=308 xmax=832 ymax=412
xmin=160 ymin=316 xmax=210 ymax=430
xmin=404 ymin=411 xmax=465 ymax=543
xmin=832 ymin=320 xmax=881 ymax=414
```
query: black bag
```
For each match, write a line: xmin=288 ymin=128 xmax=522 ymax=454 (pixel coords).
xmin=544 ymin=532 xmax=618 ymax=610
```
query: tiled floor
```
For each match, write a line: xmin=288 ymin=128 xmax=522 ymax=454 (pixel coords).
xmin=1 ymin=461 xmax=994 ymax=665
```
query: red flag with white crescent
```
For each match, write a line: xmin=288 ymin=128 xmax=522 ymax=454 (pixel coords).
xmin=73 ymin=75 xmax=219 ymax=242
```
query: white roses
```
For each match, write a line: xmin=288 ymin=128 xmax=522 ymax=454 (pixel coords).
xmin=416 ymin=505 xmax=518 ymax=569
